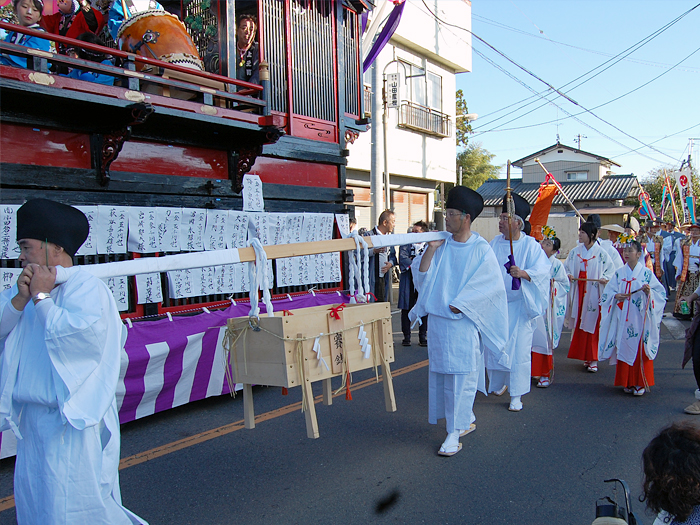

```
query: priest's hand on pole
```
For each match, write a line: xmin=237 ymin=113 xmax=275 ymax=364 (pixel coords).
xmin=641 ymin=284 xmax=651 ymax=296
xmin=12 ymin=266 xmax=34 ymax=311
xmin=28 ymin=264 xmax=57 ymax=298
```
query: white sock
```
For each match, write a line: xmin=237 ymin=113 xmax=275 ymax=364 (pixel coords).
xmin=695 ymin=389 xmax=700 ymax=401
xmin=511 ymin=395 xmax=521 ymax=405
xmin=442 ymin=430 xmax=460 ymax=448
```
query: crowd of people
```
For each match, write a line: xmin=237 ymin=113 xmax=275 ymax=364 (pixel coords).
xmin=359 ymin=187 xmax=700 ymax=462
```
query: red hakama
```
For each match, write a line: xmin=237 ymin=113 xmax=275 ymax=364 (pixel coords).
xmin=531 ymin=353 xmax=553 ymax=377
xmin=614 ymin=339 xmax=655 ymax=388
xmin=567 ymin=269 xmax=600 ymax=362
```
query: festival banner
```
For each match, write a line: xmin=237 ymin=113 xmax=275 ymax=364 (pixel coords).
xmin=674 ymin=168 xmax=693 ymax=224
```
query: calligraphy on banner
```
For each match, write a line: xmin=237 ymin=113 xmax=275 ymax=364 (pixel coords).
xmin=102 ymin=276 xmax=130 ymax=311
xmin=242 ymin=174 xmax=264 ymax=212
xmin=0 ymin=268 xmax=21 ymax=292
xmin=136 ymin=272 xmax=163 ymax=304
xmin=0 ymin=205 xmax=20 ymax=260
xmin=97 ymin=205 xmax=128 ymax=254
xmin=75 ymin=206 xmax=98 ymax=256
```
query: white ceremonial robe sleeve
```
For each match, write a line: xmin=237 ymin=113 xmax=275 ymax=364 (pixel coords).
xmin=642 ymin=272 xmax=666 ymax=360
xmin=0 ymin=290 xmax=22 ymax=342
xmin=516 ymin=240 xmax=551 ymax=321
xmin=33 ymin=275 xmax=123 ymax=430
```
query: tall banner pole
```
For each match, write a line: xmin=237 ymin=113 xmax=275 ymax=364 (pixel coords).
xmin=534 ymin=158 xmax=586 ymax=222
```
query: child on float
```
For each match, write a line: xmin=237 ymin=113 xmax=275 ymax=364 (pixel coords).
xmin=564 ymin=220 xmax=615 ymax=373
xmin=531 ymin=227 xmax=570 ymax=388
xmin=65 ymin=31 xmax=114 ymax=85
xmin=598 ymin=236 xmax=666 ymax=396
xmin=42 ymin=0 xmax=103 ymax=54
xmin=0 ymin=0 xmax=51 ymax=69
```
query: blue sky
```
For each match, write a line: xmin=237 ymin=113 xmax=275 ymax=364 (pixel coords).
xmin=453 ymin=0 xmax=700 ymax=182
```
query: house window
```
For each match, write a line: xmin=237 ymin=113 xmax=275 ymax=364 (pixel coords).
xmin=566 ymin=171 xmax=588 ymax=181
xmin=427 ymin=71 xmax=442 ymax=110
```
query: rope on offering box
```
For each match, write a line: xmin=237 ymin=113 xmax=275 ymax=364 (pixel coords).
xmin=221 ymin=314 xmax=392 ymax=412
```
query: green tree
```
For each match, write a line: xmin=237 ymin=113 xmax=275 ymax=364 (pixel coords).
xmin=456 ymin=142 xmax=501 ymax=190
xmin=455 ymin=89 xmax=472 ymax=148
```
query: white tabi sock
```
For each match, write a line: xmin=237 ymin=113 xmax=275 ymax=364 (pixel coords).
xmin=442 ymin=430 xmax=461 ymax=449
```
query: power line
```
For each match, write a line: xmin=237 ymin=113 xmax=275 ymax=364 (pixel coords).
xmin=474 ymin=45 xmax=700 ymax=135
xmin=420 ymin=0 xmax=695 ymax=164
xmin=470 ymin=1 xmax=700 ymax=129
xmin=471 ymin=3 xmax=700 ymax=131
xmin=472 ymin=13 xmax=700 ymax=74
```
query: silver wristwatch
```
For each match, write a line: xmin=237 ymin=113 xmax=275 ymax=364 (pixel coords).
xmin=33 ymin=292 xmax=51 ymax=302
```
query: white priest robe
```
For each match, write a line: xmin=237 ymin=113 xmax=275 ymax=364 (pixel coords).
xmin=598 ymin=239 xmax=624 ymax=271
xmin=486 ymin=234 xmax=551 ymax=396
xmin=0 ymin=269 xmax=147 ymax=525
xmin=598 ymin=262 xmax=666 ymax=365
xmin=532 ymin=255 xmax=571 ymax=355
xmin=409 ymin=234 xmax=508 ymax=433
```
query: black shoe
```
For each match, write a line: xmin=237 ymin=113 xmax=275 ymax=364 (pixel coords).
xmin=402 ymin=340 xmax=411 ymax=346
xmin=419 ymin=340 xmax=428 ymax=347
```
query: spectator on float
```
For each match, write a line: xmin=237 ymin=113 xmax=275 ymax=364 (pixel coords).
xmin=349 ymin=217 xmax=357 ymax=233
xmin=236 ymin=14 xmax=259 ymax=85
xmin=65 ymin=31 xmax=114 ymax=85
xmin=0 ymin=0 xmax=50 ymax=69
xmin=42 ymin=0 xmax=103 ymax=56
xmin=642 ymin=422 xmax=700 ymax=524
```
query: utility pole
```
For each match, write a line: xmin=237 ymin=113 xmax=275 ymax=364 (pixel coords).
xmin=370 ymin=63 xmax=382 ymax=227
xmin=574 ymin=134 xmax=587 ymax=150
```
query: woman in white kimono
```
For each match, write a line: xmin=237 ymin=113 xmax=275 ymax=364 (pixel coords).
xmin=565 ymin=221 xmax=615 ymax=373
xmin=599 ymin=237 xmax=666 ymax=396
xmin=531 ymin=228 xmax=570 ymax=388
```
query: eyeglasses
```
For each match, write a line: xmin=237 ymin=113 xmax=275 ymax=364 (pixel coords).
xmin=442 ymin=210 xmax=464 ymax=218
xmin=498 ymin=215 xmax=513 ymax=222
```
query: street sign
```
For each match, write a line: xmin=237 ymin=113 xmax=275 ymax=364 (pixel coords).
xmin=386 ymin=73 xmax=400 ymax=109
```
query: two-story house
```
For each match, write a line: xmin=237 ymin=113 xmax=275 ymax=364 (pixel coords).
xmin=345 ymin=0 xmax=472 ymax=235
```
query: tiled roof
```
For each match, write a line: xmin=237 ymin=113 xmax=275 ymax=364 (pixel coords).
xmin=476 ymin=175 xmax=639 ymax=206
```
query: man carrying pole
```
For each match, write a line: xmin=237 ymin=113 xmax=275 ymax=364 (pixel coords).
xmin=485 ymin=180 xmax=550 ymax=412
xmin=408 ymin=186 xmax=509 ymax=456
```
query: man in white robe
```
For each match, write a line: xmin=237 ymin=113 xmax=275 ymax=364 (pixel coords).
xmin=599 ymin=239 xmax=666 ymax=395
xmin=409 ymin=186 xmax=508 ymax=456
xmin=0 ymin=199 xmax=147 ymax=524
xmin=486 ymin=193 xmax=550 ymax=411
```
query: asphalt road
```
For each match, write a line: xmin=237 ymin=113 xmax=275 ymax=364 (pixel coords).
xmin=0 ymin=292 xmax=697 ymax=525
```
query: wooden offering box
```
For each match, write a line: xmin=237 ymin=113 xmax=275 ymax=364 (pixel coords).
xmin=225 ymin=302 xmax=396 ymax=438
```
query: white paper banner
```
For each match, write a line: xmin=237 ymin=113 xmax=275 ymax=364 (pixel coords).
xmin=102 ymin=275 xmax=130 ymax=311
xmin=179 ymin=208 xmax=206 ymax=252
xmin=204 ymin=210 xmax=230 ymax=251
xmin=97 ymin=205 xmax=128 ymax=255
xmin=136 ymin=272 xmax=163 ymax=304
xmin=75 ymin=206 xmax=98 ymax=256
xmin=128 ymin=208 xmax=159 ymax=254
xmin=242 ymin=174 xmax=264 ymax=212
xmin=157 ymin=207 xmax=182 ymax=253
xmin=0 ymin=205 xmax=20 ymax=260
xmin=0 ymin=268 xmax=21 ymax=292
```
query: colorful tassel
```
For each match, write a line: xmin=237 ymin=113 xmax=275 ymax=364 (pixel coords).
xmin=345 ymin=371 xmax=352 ymax=400
xmin=282 ymin=387 xmax=288 ymax=396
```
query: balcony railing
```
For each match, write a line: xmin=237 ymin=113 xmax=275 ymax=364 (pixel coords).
xmin=398 ymin=101 xmax=451 ymax=138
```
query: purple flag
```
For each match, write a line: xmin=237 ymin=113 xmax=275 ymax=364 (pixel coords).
xmin=363 ymin=1 xmax=406 ymax=72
